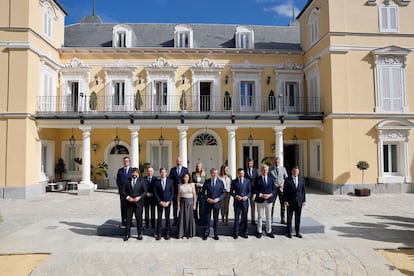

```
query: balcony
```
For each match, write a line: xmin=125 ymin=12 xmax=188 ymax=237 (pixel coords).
xmin=37 ymin=95 xmax=323 ymax=120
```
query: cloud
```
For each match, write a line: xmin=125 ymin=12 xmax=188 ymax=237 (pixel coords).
xmin=264 ymin=4 xmax=300 ymax=18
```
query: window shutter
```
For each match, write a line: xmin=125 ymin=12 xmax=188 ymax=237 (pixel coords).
xmin=389 ymin=6 xmax=398 ymax=31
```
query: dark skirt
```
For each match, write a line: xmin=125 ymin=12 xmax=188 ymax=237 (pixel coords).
xmin=178 ymin=197 xmax=196 ymax=238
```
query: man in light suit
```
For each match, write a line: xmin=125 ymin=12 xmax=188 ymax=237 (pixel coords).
xmin=254 ymin=164 xmax=276 ymax=238
xmin=169 ymin=157 xmax=189 ymax=226
xmin=230 ymin=168 xmax=251 ymax=239
xmin=202 ymin=168 xmax=226 ymax=240
xmin=283 ymin=166 xmax=306 ymax=239
xmin=244 ymin=158 xmax=259 ymax=225
xmin=269 ymin=156 xmax=288 ymax=224
xmin=121 ymin=167 xmax=147 ymax=241
xmin=154 ymin=167 xmax=174 ymax=240
xmin=116 ymin=157 xmax=131 ymax=227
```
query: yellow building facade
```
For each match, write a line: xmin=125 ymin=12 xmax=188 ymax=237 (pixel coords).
xmin=0 ymin=0 xmax=413 ymax=198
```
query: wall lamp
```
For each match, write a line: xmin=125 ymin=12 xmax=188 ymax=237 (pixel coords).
xmin=69 ymin=128 xmax=76 ymax=147
xmin=158 ymin=127 xmax=165 ymax=146
xmin=267 ymin=76 xmax=271 ymax=85
xmin=271 ymin=144 xmax=275 ymax=152
xmin=180 ymin=115 xmax=185 ymax=124
xmin=114 ymin=128 xmax=120 ymax=147
xmin=130 ymin=115 xmax=134 ymax=124
xmin=181 ymin=74 xmax=186 ymax=84
xmin=231 ymin=115 xmax=235 ymax=124
xmin=225 ymin=75 xmax=229 ymax=84
xmin=248 ymin=127 xmax=254 ymax=145
xmin=279 ymin=115 xmax=284 ymax=124
xmin=92 ymin=143 xmax=99 ymax=153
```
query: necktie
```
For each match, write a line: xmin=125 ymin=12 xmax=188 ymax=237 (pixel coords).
xmin=132 ymin=179 xmax=136 ymax=188
xmin=276 ymin=167 xmax=279 ymax=176
xmin=294 ymin=177 xmax=298 ymax=188
xmin=212 ymin=179 xmax=215 ymax=189
xmin=124 ymin=168 xmax=128 ymax=175
xmin=148 ymin=177 xmax=151 ymax=182
xmin=177 ymin=167 xmax=181 ymax=175
xmin=162 ymin=180 xmax=165 ymax=191
xmin=263 ymin=176 xmax=266 ymax=186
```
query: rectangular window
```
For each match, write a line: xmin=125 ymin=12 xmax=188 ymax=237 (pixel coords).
xmin=69 ymin=81 xmax=79 ymax=112
xmin=114 ymin=82 xmax=125 ymax=106
xmin=151 ymin=145 xmax=169 ymax=172
xmin=242 ymin=146 xmax=259 ymax=169
xmin=178 ymin=32 xmax=189 ymax=48
xmin=66 ymin=145 xmax=81 ymax=173
xmin=379 ymin=5 xmax=398 ymax=32
xmin=239 ymin=33 xmax=250 ymax=49
xmin=379 ymin=66 xmax=403 ymax=112
xmin=310 ymin=18 xmax=318 ymax=44
xmin=43 ymin=10 xmax=52 ymax=38
xmin=155 ymin=81 xmax=168 ymax=106
xmin=383 ymin=144 xmax=398 ymax=173
xmin=117 ymin=32 xmax=126 ymax=47
xmin=240 ymin=81 xmax=254 ymax=109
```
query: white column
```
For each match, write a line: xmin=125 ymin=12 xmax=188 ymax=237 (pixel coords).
xmin=273 ymin=126 xmax=286 ymax=166
xmin=78 ymin=126 xmax=94 ymax=195
xmin=177 ymin=126 xmax=189 ymax=167
xmin=128 ymin=126 xmax=140 ymax=168
xmin=226 ymin=126 xmax=238 ymax=178
xmin=404 ymin=137 xmax=412 ymax=182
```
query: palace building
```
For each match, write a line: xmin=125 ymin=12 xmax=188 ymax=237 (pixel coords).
xmin=0 ymin=0 xmax=413 ymax=198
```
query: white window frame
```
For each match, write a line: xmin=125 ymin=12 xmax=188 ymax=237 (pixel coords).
xmin=40 ymin=0 xmax=57 ymax=39
xmin=238 ymin=140 xmax=265 ymax=169
xmin=232 ymin=68 xmax=262 ymax=112
xmin=304 ymin=60 xmax=321 ymax=113
xmin=113 ymin=25 xmax=133 ymax=48
xmin=307 ymin=8 xmax=320 ymax=45
xmin=309 ymin=139 xmax=322 ymax=179
xmin=39 ymin=140 xmax=55 ymax=182
xmin=61 ymin=141 xmax=82 ymax=180
xmin=104 ymin=64 xmax=135 ymax=112
xmin=235 ymin=26 xmax=254 ymax=49
xmin=146 ymin=140 xmax=172 ymax=173
xmin=379 ymin=4 xmax=399 ymax=33
xmin=372 ymin=47 xmax=409 ymax=113
xmin=40 ymin=65 xmax=57 ymax=112
xmin=174 ymin=25 xmax=193 ymax=48
xmin=377 ymin=120 xmax=412 ymax=184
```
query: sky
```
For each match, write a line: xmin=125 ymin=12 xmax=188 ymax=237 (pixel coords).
xmin=59 ymin=0 xmax=308 ymax=27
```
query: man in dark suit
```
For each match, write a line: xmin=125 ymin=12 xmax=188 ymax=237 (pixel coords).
xmin=283 ymin=166 xmax=306 ymax=239
xmin=116 ymin=157 xmax=131 ymax=227
xmin=254 ymin=164 xmax=276 ymax=238
xmin=230 ymin=168 xmax=251 ymax=239
xmin=269 ymin=156 xmax=288 ymax=224
xmin=144 ymin=166 xmax=157 ymax=229
xmin=154 ymin=167 xmax=174 ymax=240
xmin=244 ymin=158 xmax=259 ymax=225
xmin=169 ymin=157 xmax=189 ymax=225
xmin=202 ymin=168 xmax=226 ymax=240
xmin=121 ymin=167 xmax=147 ymax=241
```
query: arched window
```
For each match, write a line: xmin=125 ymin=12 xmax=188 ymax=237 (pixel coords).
xmin=174 ymin=24 xmax=193 ymax=48
xmin=193 ymin=133 xmax=218 ymax=146
xmin=113 ymin=24 xmax=134 ymax=48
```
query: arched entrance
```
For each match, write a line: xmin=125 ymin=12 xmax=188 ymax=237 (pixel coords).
xmin=106 ymin=142 xmax=130 ymax=188
xmin=189 ymin=130 xmax=222 ymax=173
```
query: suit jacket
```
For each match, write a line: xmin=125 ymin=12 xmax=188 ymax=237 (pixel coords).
xmin=202 ymin=178 xmax=226 ymax=209
xmin=116 ymin=167 xmax=131 ymax=189
xmin=244 ymin=167 xmax=259 ymax=189
xmin=230 ymin=178 xmax=251 ymax=209
xmin=154 ymin=178 xmax=174 ymax=204
xmin=254 ymin=174 xmax=277 ymax=203
xmin=269 ymin=165 xmax=288 ymax=186
xmin=144 ymin=175 xmax=158 ymax=203
xmin=283 ymin=175 xmax=306 ymax=208
xmin=122 ymin=177 xmax=147 ymax=207
xmin=169 ymin=166 xmax=189 ymax=198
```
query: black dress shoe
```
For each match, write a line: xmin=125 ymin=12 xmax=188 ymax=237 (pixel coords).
xmin=295 ymin=233 xmax=303 ymax=238
xmin=155 ymin=234 xmax=161 ymax=240
xmin=256 ymin=233 xmax=262 ymax=238
xmin=202 ymin=235 xmax=208 ymax=240
xmin=123 ymin=236 xmax=129 ymax=241
xmin=241 ymin=234 xmax=248 ymax=239
xmin=213 ymin=235 xmax=219 ymax=240
xmin=280 ymin=220 xmax=287 ymax=225
xmin=266 ymin=233 xmax=275 ymax=238
xmin=137 ymin=233 xmax=143 ymax=240
xmin=233 ymin=234 xmax=238 ymax=239
xmin=165 ymin=234 xmax=171 ymax=240
xmin=287 ymin=234 xmax=292 ymax=239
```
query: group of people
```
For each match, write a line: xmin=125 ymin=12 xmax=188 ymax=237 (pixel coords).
xmin=116 ymin=156 xmax=306 ymax=241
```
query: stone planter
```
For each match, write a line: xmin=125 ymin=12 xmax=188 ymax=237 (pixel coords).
xmin=96 ymin=179 xmax=109 ymax=189
xmin=355 ymin=188 xmax=371 ymax=196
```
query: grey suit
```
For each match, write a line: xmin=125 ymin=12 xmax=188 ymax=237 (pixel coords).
xmin=269 ymin=165 xmax=288 ymax=222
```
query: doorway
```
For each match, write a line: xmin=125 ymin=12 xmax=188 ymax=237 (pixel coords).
xmin=107 ymin=145 xmax=129 ymax=188
xmin=200 ymin=82 xmax=211 ymax=112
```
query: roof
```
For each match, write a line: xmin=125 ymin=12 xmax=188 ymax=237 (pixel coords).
xmin=52 ymin=0 xmax=67 ymax=15
xmin=64 ymin=22 xmax=301 ymax=51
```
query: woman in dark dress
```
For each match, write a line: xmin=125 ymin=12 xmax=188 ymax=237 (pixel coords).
xmin=177 ymin=172 xmax=197 ymax=239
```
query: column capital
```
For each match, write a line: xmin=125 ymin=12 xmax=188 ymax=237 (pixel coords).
xmin=273 ymin=126 xmax=286 ymax=132
xmin=128 ymin=126 xmax=141 ymax=132
xmin=79 ymin=125 xmax=92 ymax=132
xmin=177 ymin=126 xmax=189 ymax=132
xmin=226 ymin=126 xmax=238 ymax=132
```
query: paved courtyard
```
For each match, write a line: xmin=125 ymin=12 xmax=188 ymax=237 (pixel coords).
xmin=0 ymin=189 xmax=413 ymax=275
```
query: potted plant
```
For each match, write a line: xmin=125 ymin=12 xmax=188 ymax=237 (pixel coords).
xmin=89 ymin=91 xmax=98 ymax=111
xmin=55 ymin=158 xmax=66 ymax=180
xmin=93 ymin=162 xmax=109 ymax=189
xmin=355 ymin=161 xmax=370 ymax=196
xmin=135 ymin=89 xmax=143 ymax=111
xmin=179 ymin=90 xmax=187 ymax=111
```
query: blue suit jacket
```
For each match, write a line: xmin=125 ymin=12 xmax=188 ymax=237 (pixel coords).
xmin=230 ymin=178 xmax=251 ymax=209
xmin=283 ymin=176 xmax=306 ymax=207
xmin=144 ymin=176 xmax=158 ymax=203
xmin=254 ymin=174 xmax=277 ymax=203
xmin=168 ymin=166 xmax=189 ymax=198
xmin=202 ymin=178 xmax=226 ymax=209
xmin=116 ymin=167 xmax=131 ymax=189
xmin=154 ymin=178 xmax=174 ymax=204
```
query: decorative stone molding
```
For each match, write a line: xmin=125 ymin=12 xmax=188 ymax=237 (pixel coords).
xmin=148 ymin=57 xmax=176 ymax=69
xmin=275 ymin=59 xmax=304 ymax=70
xmin=378 ymin=129 xmax=405 ymax=140
xmin=64 ymin=57 xmax=88 ymax=68
xmin=193 ymin=57 xmax=219 ymax=69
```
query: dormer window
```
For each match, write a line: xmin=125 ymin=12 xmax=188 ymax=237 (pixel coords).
xmin=379 ymin=3 xmax=399 ymax=32
xmin=235 ymin=26 xmax=254 ymax=49
xmin=113 ymin=24 xmax=133 ymax=48
xmin=174 ymin=25 xmax=193 ymax=48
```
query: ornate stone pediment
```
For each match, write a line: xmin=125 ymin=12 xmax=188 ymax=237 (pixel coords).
xmin=193 ymin=57 xmax=218 ymax=69
xmin=64 ymin=57 xmax=88 ymax=68
xmin=148 ymin=57 xmax=176 ymax=69
xmin=275 ymin=59 xmax=303 ymax=70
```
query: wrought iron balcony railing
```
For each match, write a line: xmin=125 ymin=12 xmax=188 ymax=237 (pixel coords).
xmin=37 ymin=95 xmax=323 ymax=115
